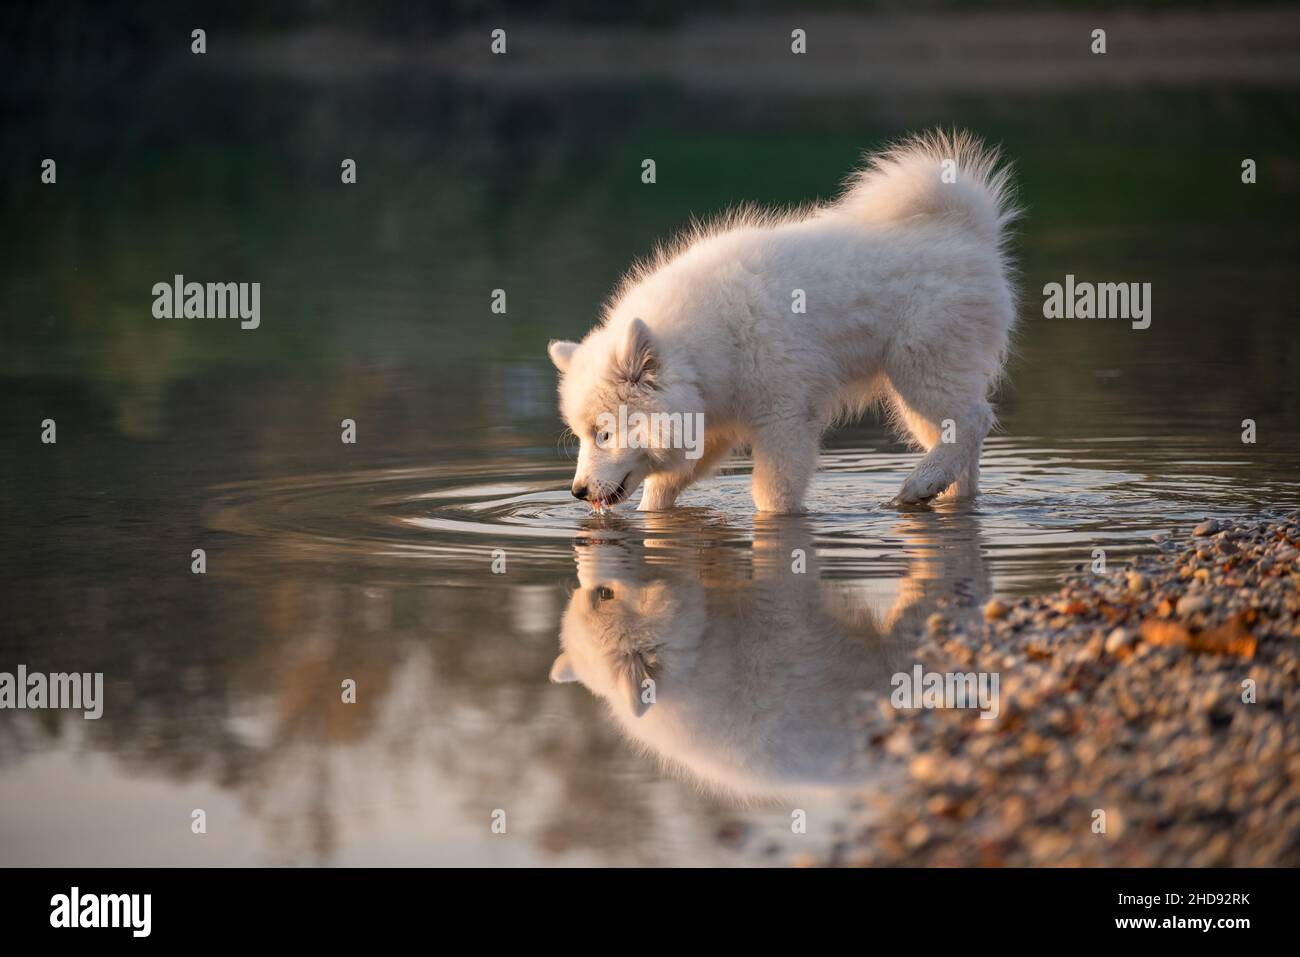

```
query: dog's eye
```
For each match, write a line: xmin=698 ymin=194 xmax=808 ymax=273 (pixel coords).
xmin=596 ymin=430 xmax=612 ymax=446
xmin=596 ymin=586 xmax=614 ymax=601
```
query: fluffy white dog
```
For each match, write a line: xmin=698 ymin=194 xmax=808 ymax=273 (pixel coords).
xmin=548 ymin=130 xmax=1018 ymax=513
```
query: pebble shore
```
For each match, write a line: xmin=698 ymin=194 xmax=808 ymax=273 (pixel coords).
xmin=835 ymin=513 xmax=1300 ymax=866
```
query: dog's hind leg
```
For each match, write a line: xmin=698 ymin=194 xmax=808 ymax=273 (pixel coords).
xmin=887 ymin=379 xmax=991 ymax=504
xmin=955 ymin=442 xmax=982 ymax=499
xmin=888 ymin=388 xmax=942 ymax=452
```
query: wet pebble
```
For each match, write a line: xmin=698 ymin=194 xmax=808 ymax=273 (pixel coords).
xmin=1105 ymin=627 xmax=1134 ymax=655
xmin=983 ymin=598 xmax=1010 ymax=621
xmin=1176 ymin=593 xmax=1212 ymax=617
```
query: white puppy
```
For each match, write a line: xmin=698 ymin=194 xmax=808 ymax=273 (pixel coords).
xmin=548 ymin=130 xmax=1018 ymax=513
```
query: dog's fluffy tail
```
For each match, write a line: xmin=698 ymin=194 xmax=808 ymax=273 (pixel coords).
xmin=833 ymin=130 xmax=1017 ymax=241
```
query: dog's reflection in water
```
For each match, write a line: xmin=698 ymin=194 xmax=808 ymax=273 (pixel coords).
xmin=550 ymin=513 xmax=990 ymax=801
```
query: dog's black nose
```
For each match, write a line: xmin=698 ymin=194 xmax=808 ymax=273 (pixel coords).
xmin=572 ymin=485 xmax=589 ymax=500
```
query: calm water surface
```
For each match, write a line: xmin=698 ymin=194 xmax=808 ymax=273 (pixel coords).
xmin=2 ymin=61 xmax=1298 ymax=865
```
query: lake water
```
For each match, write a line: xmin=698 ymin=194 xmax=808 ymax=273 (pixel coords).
xmin=2 ymin=40 xmax=1299 ymax=865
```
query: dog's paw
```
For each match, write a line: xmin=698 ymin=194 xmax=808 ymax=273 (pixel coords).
xmin=895 ymin=473 xmax=951 ymax=506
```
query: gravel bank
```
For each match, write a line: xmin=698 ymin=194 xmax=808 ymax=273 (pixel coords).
xmin=838 ymin=513 xmax=1300 ymax=866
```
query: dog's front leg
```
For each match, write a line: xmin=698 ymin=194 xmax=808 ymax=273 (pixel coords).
xmin=637 ymin=473 xmax=687 ymax=511
xmin=750 ymin=419 xmax=819 ymax=514
xmin=637 ymin=433 xmax=735 ymax=510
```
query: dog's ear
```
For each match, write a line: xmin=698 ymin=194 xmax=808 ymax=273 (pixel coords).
xmin=549 ymin=652 xmax=578 ymax=684
xmin=616 ymin=651 xmax=654 ymax=719
xmin=615 ymin=318 xmax=658 ymax=388
xmin=548 ymin=340 xmax=578 ymax=373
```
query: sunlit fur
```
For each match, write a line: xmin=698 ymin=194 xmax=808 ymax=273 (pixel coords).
xmin=548 ymin=129 xmax=1019 ymax=512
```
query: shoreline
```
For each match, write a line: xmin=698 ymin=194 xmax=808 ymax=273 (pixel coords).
xmin=835 ymin=512 xmax=1300 ymax=866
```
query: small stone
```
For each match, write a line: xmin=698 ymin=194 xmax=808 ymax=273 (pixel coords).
xmin=910 ymin=755 xmax=942 ymax=784
xmin=903 ymin=822 xmax=930 ymax=849
xmin=1177 ymin=593 xmax=1212 ymax=616
xmin=1105 ymin=627 xmax=1134 ymax=655
xmin=1001 ymin=795 xmax=1028 ymax=829
xmin=983 ymin=598 xmax=1010 ymax=621
xmin=1126 ymin=572 xmax=1149 ymax=594
xmin=1193 ymin=519 xmax=1221 ymax=536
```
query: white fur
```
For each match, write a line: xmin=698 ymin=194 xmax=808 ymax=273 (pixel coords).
xmin=548 ymin=130 xmax=1018 ymax=512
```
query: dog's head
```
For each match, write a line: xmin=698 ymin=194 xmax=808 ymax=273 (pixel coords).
xmin=550 ymin=543 xmax=701 ymax=719
xmin=548 ymin=318 xmax=698 ymax=510
xmin=550 ymin=578 xmax=667 ymax=720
